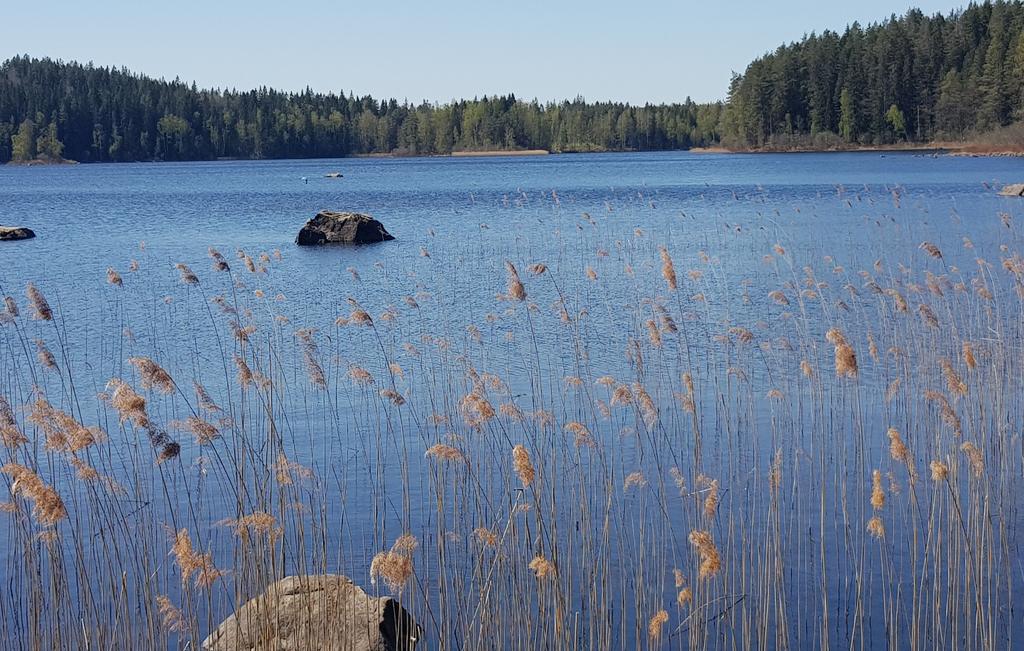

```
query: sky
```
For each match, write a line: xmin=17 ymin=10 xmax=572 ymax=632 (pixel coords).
xmin=4 ymin=0 xmax=964 ymax=104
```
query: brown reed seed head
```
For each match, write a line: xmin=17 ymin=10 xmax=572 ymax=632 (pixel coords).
xmin=426 ymin=443 xmax=464 ymax=463
xmin=3 ymin=296 xmax=19 ymax=318
xmin=962 ymin=341 xmax=977 ymax=369
xmin=128 ymin=357 xmax=175 ymax=394
xmin=474 ymin=528 xmax=498 ymax=547
xmin=1 ymin=463 xmax=67 ymax=526
xmin=826 ymin=329 xmax=858 ymax=378
xmin=624 ymin=471 xmax=646 ymax=490
xmin=940 ymin=359 xmax=967 ymax=397
xmin=703 ymin=479 xmax=720 ymax=518
xmin=370 ymin=551 xmax=414 ymax=592
xmin=648 ymin=610 xmax=669 ymax=640
xmin=689 ymin=530 xmax=721 ymax=579
xmin=513 ymin=445 xmax=535 ymax=487
xmin=26 ymin=283 xmax=53 ymax=320
xmin=677 ymin=586 xmax=694 ymax=607
xmin=174 ymin=263 xmax=199 ymax=285
xmin=156 ymin=596 xmax=186 ymax=632
xmin=870 ymin=470 xmax=885 ymax=510
xmin=867 ymin=516 xmax=885 ymax=539
xmin=930 ymin=460 xmax=949 ymax=481
xmin=659 ymin=247 xmax=678 ymax=290
xmin=505 ymin=261 xmax=526 ymax=301
xmin=106 ymin=379 xmax=150 ymax=428
xmin=528 ymin=555 xmax=555 ymax=579
xmin=960 ymin=442 xmax=984 ymax=477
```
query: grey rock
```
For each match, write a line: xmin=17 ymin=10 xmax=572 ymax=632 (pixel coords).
xmin=0 ymin=226 xmax=35 ymax=241
xmin=203 ymin=575 xmax=422 ymax=651
xmin=296 ymin=211 xmax=395 ymax=245
xmin=999 ymin=183 xmax=1024 ymax=197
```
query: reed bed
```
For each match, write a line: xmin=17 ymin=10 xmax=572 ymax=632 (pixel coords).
xmin=0 ymin=182 xmax=1022 ymax=649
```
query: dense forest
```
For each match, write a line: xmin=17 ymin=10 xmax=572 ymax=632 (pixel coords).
xmin=0 ymin=55 xmax=721 ymax=163
xmin=722 ymin=1 xmax=1024 ymax=147
xmin=2 ymin=2 xmax=1023 ymax=162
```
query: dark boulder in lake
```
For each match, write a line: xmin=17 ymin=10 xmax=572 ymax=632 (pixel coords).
xmin=202 ymin=574 xmax=422 ymax=651
xmin=0 ymin=226 xmax=36 ymax=241
xmin=296 ymin=211 xmax=395 ymax=245
xmin=999 ymin=183 xmax=1024 ymax=197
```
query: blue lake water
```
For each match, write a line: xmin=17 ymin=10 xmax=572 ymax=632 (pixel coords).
xmin=1 ymin=151 xmax=1022 ymax=649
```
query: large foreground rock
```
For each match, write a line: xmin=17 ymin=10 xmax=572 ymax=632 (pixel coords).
xmin=296 ymin=211 xmax=395 ymax=245
xmin=203 ymin=575 xmax=421 ymax=651
xmin=0 ymin=226 xmax=35 ymax=241
xmin=999 ymin=183 xmax=1024 ymax=197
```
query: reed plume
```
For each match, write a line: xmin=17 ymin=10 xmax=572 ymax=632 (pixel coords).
xmin=426 ymin=444 xmax=465 ymax=463
xmin=659 ymin=247 xmax=678 ymax=290
xmin=2 ymin=463 xmax=67 ymax=526
xmin=513 ymin=445 xmax=535 ymax=487
xmin=128 ymin=357 xmax=175 ymax=394
xmin=689 ymin=530 xmax=722 ymax=579
xmin=870 ymin=470 xmax=885 ymax=510
xmin=528 ymin=555 xmax=555 ymax=579
xmin=867 ymin=516 xmax=885 ymax=539
xmin=174 ymin=263 xmax=199 ymax=285
xmin=826 ymin=328 xmax=858 ymax=378
xmin=648 ymin=610 xmax=669 ymax=640
xmin=170 ymin=528 xmax=224 ymax=588
xmin=26 ymin=283 xmax=52 ymax=320
xmin=370 ymin=536 xmax=417 ymax=592
xmin=505 ymin=261 xmax=526 ymax=301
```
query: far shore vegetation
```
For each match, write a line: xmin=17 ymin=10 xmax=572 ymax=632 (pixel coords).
xmin=2 ymin=1 xmax=1024 ymax=165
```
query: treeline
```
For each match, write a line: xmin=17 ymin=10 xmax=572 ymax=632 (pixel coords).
xmin=722 ymin=1 xmax=1024 ymax=148
xmin=0 ymin=55 xmax=722 ymax=163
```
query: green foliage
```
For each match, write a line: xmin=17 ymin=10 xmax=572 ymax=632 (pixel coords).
xmin=11 ymin=119 xmax=35 ymax=161
xmin=885 ymin=104 xmax=907 ymax=141
xmin=35 ymin=122 xmax=64 ymax=160
xmin=0 ymin=56 xmax=720 ymax=163
xmin=839 ymin=88 xmax=855 ymax=143
xmin=723 ymin=2 xmax=1024 ymax=147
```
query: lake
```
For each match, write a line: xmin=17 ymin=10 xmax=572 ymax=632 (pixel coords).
xmin=1 ymin=151 xmax=1022 ymax=649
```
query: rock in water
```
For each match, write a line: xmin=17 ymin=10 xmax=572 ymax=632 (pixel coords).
xmin=999 ymin=183 xmax=1024 ymax=197
xmin=203 ymin=575 xmax=422 ymax=651
xmin=0 ymin=226 xmax=36 ymax=241
xmin=296 ymin=211 xmax=395 ymax=245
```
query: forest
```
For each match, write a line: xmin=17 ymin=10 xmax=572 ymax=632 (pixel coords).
xmin=0 ymin=56 xmax=721 ymax=163
xmin=721 ymin=1 xmax=1024 ymax=147
xmin=1 ymin=1 xmax=1023 ymax=162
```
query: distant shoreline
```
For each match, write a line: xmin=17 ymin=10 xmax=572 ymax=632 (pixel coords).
xmin=692 ymin=142 xmax=1024 ymax=157
xmin=5 ymin=145 xmax=1022 ymax=168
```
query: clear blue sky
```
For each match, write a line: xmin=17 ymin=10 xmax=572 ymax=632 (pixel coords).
xmin=5 ymin=0 xmax=963 ymax=104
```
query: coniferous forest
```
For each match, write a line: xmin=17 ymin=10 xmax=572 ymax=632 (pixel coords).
xmin=1 ymin=1 xmax=1023 ymax=163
